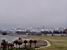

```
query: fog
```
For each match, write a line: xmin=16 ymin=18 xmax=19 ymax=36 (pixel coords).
xmin=0 ymin=0 xmax=67 ymax=29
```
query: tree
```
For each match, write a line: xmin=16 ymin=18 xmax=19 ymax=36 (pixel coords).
xmin=24 ymin=40 xmax=28 ymax=48
xmin=63 ymin=29 xmax=67 ymax=36
xmin=8 ymin=43 xmax=14 ymax=50
xmin=29 ymin=40 xmax=33 ymax=48
xmin=2 ymin=31 xmax=7 ymax=35
xmin=52 ymin=33 xmax=54 ymax=36
xmin=33 ymin=40 xmax=37 ymax=48
xmin=17 ymin=37 xmax=22 ymax=49
xmin=1 ymin=39 xmax=8 ymax=50
xmin=13 ymin=40 xmax=18 ymax=48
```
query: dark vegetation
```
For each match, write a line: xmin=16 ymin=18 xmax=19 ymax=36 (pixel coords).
xmin=0 ymin=37 xmax=48 ymax=50
xmin=0 ymin=38 xmax=38 ymax=50
xmin=0 ymin=28 xmax=67 ymax=36
xmin=15 ymin=29 xmax=67 ymax=36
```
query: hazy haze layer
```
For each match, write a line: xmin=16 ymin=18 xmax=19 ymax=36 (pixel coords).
xmin=0 ymin=0 xmax=67 ymax=29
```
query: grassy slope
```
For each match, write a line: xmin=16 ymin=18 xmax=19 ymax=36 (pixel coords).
xmin=31 ymin=36 xmax=67 ymax=50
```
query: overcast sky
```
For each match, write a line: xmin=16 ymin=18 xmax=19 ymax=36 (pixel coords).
xmin=0 ymin=0 xmax=67 ymax=29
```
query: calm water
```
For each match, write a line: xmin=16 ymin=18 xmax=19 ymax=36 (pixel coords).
xmin=0 ymin=34 xmax=31 ymax=44
xmin=0 ymin=35 xmax=18 ymax=43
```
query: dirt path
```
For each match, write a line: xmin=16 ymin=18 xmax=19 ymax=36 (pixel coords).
xmin=44 ymin=40 xmax=51 ymax=47
xmin=36 ymin=40 xmax=51 ymax=49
